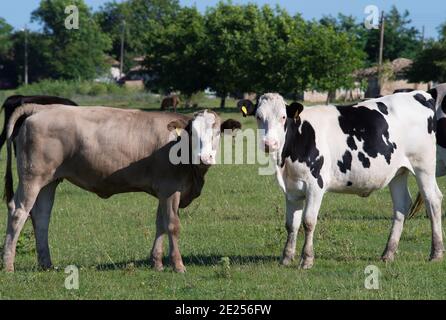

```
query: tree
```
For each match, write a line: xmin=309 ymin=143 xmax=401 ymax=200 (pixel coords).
xmin=304 ymin=23 xmax=364 ymax=102
xmin=204 ymin=2 xmax=285 ymax=107
xmin=0 ymin=17 xmax=13 ymax=57
xmin=363 ymin=6 xmax=421 ymax=64
xmin=96 ymin=0 xmax=180 ymax=72
xmin=146 ymin=7 xmax=210 ymax=99
xmin=11 ymin=31 xmax=55 ymax=84
xmin=31 ymin=0 xmax=111 ymax=80
xmin=320 ymin=7 xmax=422 ymax=66
xmin=407 ymin=41 xmax=446 ymax=84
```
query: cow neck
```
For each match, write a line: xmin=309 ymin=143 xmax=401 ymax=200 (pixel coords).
xmin=279 ymin=117 xmax=302 ymax=167
xmin=190 ymin=163 xmax=210 ymax=180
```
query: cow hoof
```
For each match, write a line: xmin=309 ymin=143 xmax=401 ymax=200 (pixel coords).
xmin=429 ymin=252 xmax=444 ymax=262
xmin=38 ymin=262 xmax=53 ymax=271
xmin=174 ymin=266 xmax=186 ymax=273
xmin=299 ymin=259 xmax=314 ymax=270
xmin=4 ymin=265 xmax=14 ymax=273
xmin=280 ymin=256 xmax=294 ymax=266
xmin=381 ymin=254 xmax=395 ymax=263
xmin=152 ymin=263 xmax=164 ymax=272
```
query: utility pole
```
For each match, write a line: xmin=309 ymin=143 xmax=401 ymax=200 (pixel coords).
xmin=120 ymin=20 xmax=126 ymax=79
xmin=377 ymin=11 xmax=385 ymax=94
xmin=421 ymin=25 xmax=425 ymax=50
xmin=24 ymin=25 xmax=29 ymax=85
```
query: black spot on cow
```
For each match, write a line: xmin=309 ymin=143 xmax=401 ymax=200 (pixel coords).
xmin=436 ymin=118 xmax=446 ymax=149
xmin=282 ymin=119 xmax=324 ymax=188
xmin=428 ymin=116 xmax=436 ymax=134
xmin=337 ymin=150 xmax=352 ymax=173
xmin=347 ymin=181 xmax=353 ymax=187
xmin=336 ymin=105 xmax=396 ymax=164
xmin=377 ymin=102 xmax=388 ymax=115
xmin=413 ymin=93 xmax=435 ymax=112
xmin=442 ymin=95 xmax=446 ymax=114
xmin=428 ymin=88 xmax=437 ymax=101
xmin=358 ymin=152 xmax=371 ymax=168
xmin=346 ymin=136 xmax=357 ymax=151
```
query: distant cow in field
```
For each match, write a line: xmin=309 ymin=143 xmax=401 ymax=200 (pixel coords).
xmin=2 ymin=105 xmax=240 ymax=272
xmin=161 ymin=95 xmax=181 ymax=112
xmin=241 ymin=92 xmax=444 ymax=269
xmin=0 ymin=95 xmax=77 ymax=152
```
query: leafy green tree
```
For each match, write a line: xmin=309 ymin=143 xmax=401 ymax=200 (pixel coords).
xmin=204 ymin=3 xmax=293 ymax=107
xmin=363 ymin=6 xmax=421 ymax=64
xmin=320 ymin=7 xmax=422 ymax=66
xmin=31 ymin=0 xmax=111 ymax=80
xmin=407 ymin=41 xmax=446 ymax=84
xmin=250 ymin=7 xmax=307 ymax=96
xmin=0 ymin=17 xmax=13 ymax=57
xmin=11 ymin=31 xmax=55 ymax=84
xmin=96 ymin=0 xmax=180 ymax=72
xmin=304 ymin=23 xmax=364 ymax=102
xmin=146 ymin=7 xmax=210 ymax=99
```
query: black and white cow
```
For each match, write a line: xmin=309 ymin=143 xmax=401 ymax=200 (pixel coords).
xmin=409 ymin=83 xmax=446 ymax=216
xmin=241 ymin=92 xmax=444 ymax=269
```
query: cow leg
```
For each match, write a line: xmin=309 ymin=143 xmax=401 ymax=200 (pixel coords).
xmin=0 ymin=124 xmax=6 ymax=154
xmin=3 ymin=180 xmax=42 ymax=272
xmin=281 ymin=198 xmax=304 ymax=266
xmin=414 ymin=170 xmax=445 ymax=261
xmin=150 ymin=203 xmax=166 ymax=271
xmin=30 ymin=181 xmax=59 ymax=270
xmin=382 ymin=171 xmax=411 ymax=262
xmin=299 ymin=189 xmax=323 ymax=269
xmin=166 ymin=192 xmax=185 ymax=273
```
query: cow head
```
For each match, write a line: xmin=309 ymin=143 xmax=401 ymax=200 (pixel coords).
xmin=167 ymin=110 xmax=241 ymax=165
xmin=240 ymin=93 xmax=303 ymax=153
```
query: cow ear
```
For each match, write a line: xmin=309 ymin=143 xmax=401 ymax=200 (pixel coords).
xmin=286 ymin=102 xmax=304 ymax=119
xmin=238 ymin=99 xmax=256 ymax=117
xmin=167 ymin=119 xmax=189 ymax=137
xmin=220 ymin=119 xmax=242 ymax=134
xmin=428 ymin=88 xmax=438 ymax=102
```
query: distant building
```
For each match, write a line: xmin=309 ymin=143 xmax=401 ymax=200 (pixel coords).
xmin=354 ymin=58 xmax=428 ymax=98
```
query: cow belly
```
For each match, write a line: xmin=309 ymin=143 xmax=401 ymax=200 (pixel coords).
xmin=64 ymin=174 xmax=151 ymax=199
xmin=327 ymin=165 xmax=408 ymax=196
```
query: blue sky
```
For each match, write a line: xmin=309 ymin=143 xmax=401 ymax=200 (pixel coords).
xmin=1 ymin=0 xmax=445 ymax=39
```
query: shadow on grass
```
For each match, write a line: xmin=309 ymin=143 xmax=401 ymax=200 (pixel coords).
xmin=95 ymin=254 xmax=279 ymax=271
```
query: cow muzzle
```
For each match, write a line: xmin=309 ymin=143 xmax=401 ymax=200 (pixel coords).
xmin=262 ymin=138 xmax=279 ymax=153
xmin=199 ymin=154 xmax=216 ymax=165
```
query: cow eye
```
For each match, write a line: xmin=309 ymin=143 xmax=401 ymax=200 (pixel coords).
xmin=256 ymin=115 xmax=261 ymax=121
xmin=281 ymin=116 xmax=286 ymax=120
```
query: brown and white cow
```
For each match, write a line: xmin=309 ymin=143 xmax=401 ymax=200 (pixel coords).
xmin=1 ymin=104 xmax=240 ymax=272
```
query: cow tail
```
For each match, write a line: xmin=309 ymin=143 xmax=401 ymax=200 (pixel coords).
xmin=4 ymin=135 xmax=13 ymax=203
xmin=3 ymin=104 xmax=40 ymax=203
xmin=407 ymin=192 xmax=424 ymax=220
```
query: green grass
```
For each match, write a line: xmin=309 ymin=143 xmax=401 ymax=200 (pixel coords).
xmin=0 ymin=93 xmax=446 ymax=300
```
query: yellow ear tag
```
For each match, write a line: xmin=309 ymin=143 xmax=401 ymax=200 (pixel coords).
xmin=175 ymin=128 xmax=182 ymax=136
xmin=241 ymin=106 xmax=248 ymax=115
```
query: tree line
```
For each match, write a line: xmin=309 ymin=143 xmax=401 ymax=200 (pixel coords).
xmin=0 ymin=0 xmax=445 ymax=106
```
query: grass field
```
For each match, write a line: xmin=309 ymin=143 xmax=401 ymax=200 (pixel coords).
xmin=0 ymin=93 xmax=445 ymax=300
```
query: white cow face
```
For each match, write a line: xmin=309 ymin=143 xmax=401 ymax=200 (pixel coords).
xmin=167 ymin=110 xmax=241 ymax=165
xmin=191 ymin=110 xmax=221 ymax=165
xmin=254 ymin=94 xmax=304 ymax=153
